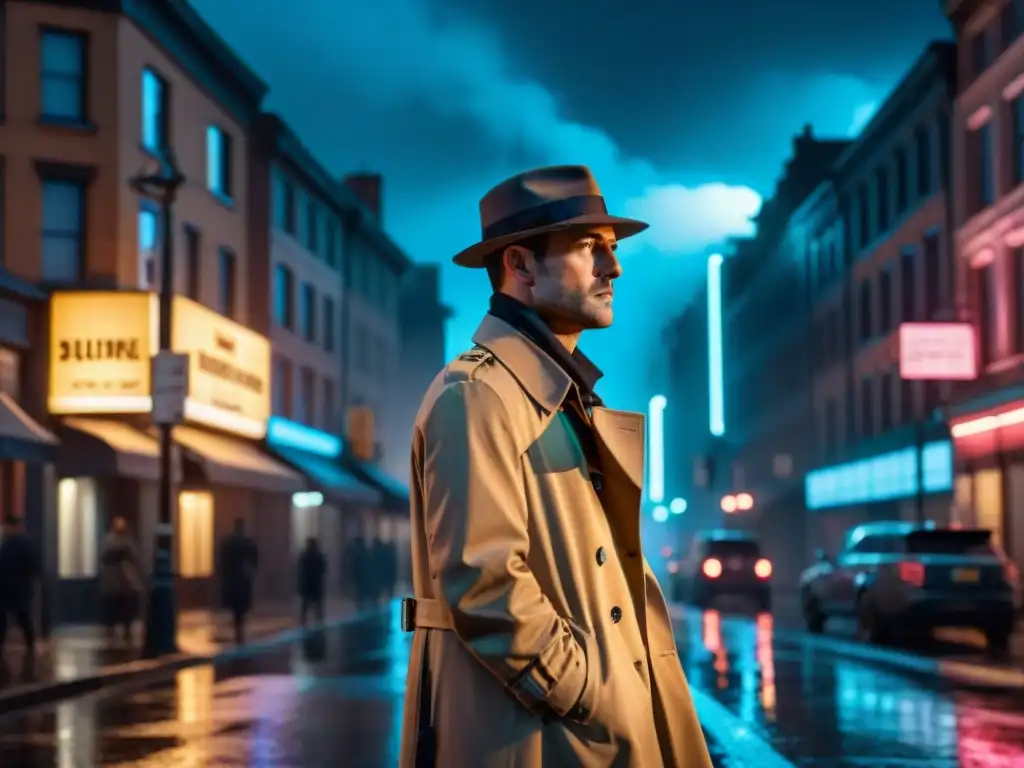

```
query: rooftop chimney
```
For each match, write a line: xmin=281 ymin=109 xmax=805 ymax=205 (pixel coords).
xmin=343 ymin=173 xmax=383 ymax=222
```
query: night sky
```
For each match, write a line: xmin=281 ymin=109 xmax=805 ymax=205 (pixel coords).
xmin=193 ymin=0 xmax=951 ymax=410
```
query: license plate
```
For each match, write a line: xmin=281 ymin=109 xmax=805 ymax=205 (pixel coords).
xmin=728 ymin=558 xmax=742 ymax=571
xmin=952 ymin=568 xmax=980 ymax=583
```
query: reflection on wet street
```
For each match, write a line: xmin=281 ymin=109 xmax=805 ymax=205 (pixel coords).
xmin=0 ymin=601 xmax=1022 ymax=766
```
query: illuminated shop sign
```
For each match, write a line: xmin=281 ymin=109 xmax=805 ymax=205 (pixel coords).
xmin=48 ymin=292 xmax=271 ymax=439
xmin=267 ymin=416 xmax=341 ymax=458
xmin=899 ymin=322 xmax=977 ymax=381
xmin=805 ymin=441 xmax=953 ymax=511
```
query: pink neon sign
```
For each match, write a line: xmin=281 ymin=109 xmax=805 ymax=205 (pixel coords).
xmin=898 ymin=322 xmax=977 ymax=381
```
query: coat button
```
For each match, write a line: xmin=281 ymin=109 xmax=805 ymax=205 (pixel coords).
xmin=610 ymin=606 xmax=622 ymax=623
xmin=590 ymin=471 xmax=603 ymax=492
xmin=596 ymin=547 xmax=607 ymax=566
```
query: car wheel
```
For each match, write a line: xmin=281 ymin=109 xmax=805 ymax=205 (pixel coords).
xmin=802 ymin=591 xmax=825 ymax=633
xmin=856 ymin=594 xmax=886 ymax=644
xmin=985 ymin=628 xmax=1012 ymax=654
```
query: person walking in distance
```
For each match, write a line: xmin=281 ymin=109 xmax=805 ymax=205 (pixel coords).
xmin=98 ymin=516 xmax=143 ymax=645
xmin=218 ymin=518 xmax=258 ymax=644
xmin=0 ymin=515 xmax=38 ymax=661
xmin=399 ymin=166 xmax=712 ymax=767
xmin=297 ymin=536 xmax=326 ymax=627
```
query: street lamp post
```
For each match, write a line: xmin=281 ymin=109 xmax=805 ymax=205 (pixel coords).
xmin=130 ymin=149 xmax=185 ymax=657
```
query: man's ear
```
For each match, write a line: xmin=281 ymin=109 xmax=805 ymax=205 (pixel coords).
xmin=502 ymin=245 xmax=536 ymax=286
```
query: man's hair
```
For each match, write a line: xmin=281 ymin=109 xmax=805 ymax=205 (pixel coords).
xmin=485 ymin=234 xmax=550 ymax=292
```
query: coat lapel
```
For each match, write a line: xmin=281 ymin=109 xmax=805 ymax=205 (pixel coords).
xmin=591 ymin=407 xmax=645 ymax=490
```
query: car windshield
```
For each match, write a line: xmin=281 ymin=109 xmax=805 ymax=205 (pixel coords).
xmin=904 ymin=529 xmax=995 ymax=556
xmin=705 ymin=540 xmax=760 ymax=558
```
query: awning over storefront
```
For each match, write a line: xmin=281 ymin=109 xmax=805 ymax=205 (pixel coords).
xmin=0 ymin=393 xmax=58 ymax=462
xmin=174 ymin=425 xmax=304 ymax=494
xmin=271 ymin=446 xmax=381 ymax=506
xmin=57 ymin=418 xmax=169 ymax=481
xmin=344 ymin=455 xmax=409 ymax=512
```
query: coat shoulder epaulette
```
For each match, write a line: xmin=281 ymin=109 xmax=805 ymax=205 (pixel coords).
xmin=444 ymin=345 xmax=496 ymax=384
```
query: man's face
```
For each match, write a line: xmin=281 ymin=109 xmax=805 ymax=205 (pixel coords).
xmin=517 ymin=225 xmax=622 ymax=333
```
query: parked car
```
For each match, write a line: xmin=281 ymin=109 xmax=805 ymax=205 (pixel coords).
xmin=676 ymin=529 xmax=772 ymax=612
xmin=799 ymin=521 xmax=1021 ymax=650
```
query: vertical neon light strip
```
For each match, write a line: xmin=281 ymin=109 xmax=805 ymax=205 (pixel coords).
xmin=707 ymin=253 xmax=725 ymax=436
xmin=648 ymin=395 xmax=667 ymax=503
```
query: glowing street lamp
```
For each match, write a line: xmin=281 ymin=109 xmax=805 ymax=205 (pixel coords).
xmin=669 ymin=497 xmax=687 ymax=515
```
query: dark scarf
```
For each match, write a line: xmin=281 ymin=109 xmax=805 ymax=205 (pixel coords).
xmin=488 ymin=293 xmax=605 ymax=410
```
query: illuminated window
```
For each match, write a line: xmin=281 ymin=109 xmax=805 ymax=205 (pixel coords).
xmin=141 ymin=68 xmax=169 ymax=153
xmin=57 ymin=477 xmax=98 ymax=578
xmin=138 ymin=204 xmax=159 ymax=290
xmin=178 ymin=491 xmax=214 ymax=578
xmin=206 ymin=126 xmax=233 ymax=200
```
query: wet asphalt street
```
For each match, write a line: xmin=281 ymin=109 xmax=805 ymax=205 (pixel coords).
xmin=0 ymin=601 xmax=1023 ymax=767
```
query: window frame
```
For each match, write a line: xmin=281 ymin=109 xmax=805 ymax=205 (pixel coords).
xmin=36 ymin=161 xmax=94 ymax=285
xmin=141 ymin=66 xmax=170 ymax=155
xmin=38 ymin=27 xmax=90 ymax=125
xmin=217 ymin=246 xmax=237 ymax=319
xmin=206 ymin=124 xmax=233 ymax=201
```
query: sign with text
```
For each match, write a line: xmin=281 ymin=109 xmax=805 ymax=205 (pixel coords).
xmin=899 ymin=322 xmax=978 ymax=381
xmin=48 ymin=292 xmax=156 ymax=415
xmin=172 ymin=297 xmax=270 ymax=439
xmin=151 ymin=351 xmax=189 ymax=425
xmin=48 ymin=292 xmax=271 ymax=438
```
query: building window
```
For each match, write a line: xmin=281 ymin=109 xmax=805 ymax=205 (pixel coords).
xmin=1013 ymin=95 xmax=1024 ymax=188
xmin=273 ymin=355 xmax=292 ymax=417
xmin=914 ymin=124 xmax=932 ymax=197
xmin=323 ymin=378 xmax=337 ymax=434
xmin=900 ymin=378 xmax=915 ymax=424
xmin=206 ymin=126 xmax=233 ymax=200
xmin=184 ymin=225 xmax=200 ymax=300
xmin=306 ymin=200 xmax=319 ymax=253
xmin=976 ymin=262 xmax=997 ymax=366
xmin=971 ymin=24 xmax=993 ymax=80
xmin=857 ymin=184 xmax=870 ymax=248
xmin=858 ymin=281 xmax=872 ymax=343
xmin=923 ymin=232 xmax=942 ymax=320
xmin=57 ymin=477 xmax=98 ymax=578
xmin=875 ymin=168 xmax=889 ymax=233
xmin=282 ymin=181 xmax=296 ymax=235
xmin=39 ymin=29 xmax=87 ymax=123
xmin=323 ymin=295 xmax=336 ymax=352
xmin=878 ymin=264 xmax=893 ymax=333
xmin=177 ymin=491 xmax=214 ymax=578
xmin=860 ymin=377 xmax=874 ymax=439
xmin=880 ymin=371 xmax=894 ymax=432
xmin=300 ymin=283 xmax=316 ymax=342
xmin=217 ymin=248 xmax=237 ymax=319
xmin=141 ymin=68 xmax=169 ymax=154
xmin=972 ymin=122 xmax=996 ymax=212
xmin=900 ymin=246 xmax=916 ymax=322
xmin=41 ymin=179 xmax=85 ymax=283
xmin=274 ymin=264 xmax=294 ymax=329
xmin=894 ymin=147 xmax=908 ymax=215
xmin=138 ymin=204 xmax=159 ymax=290
xmin=297 ymin=367 xmax=316 ymax=426
xmin=824 ymin=399 xmax=838 ymax=458
xmin=325 ymin=218 xmax=338 ymax=267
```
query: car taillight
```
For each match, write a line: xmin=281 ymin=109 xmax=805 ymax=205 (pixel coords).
xmin=702 ymin=558 xmax=723 ymax=579
xmin=754 ymin=558 xmax=772 ymax=579
xmin=899 ymin=561 xmax=925 ymax=587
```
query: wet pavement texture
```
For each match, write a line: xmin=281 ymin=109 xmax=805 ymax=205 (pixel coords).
xmin=0 ymin=601 xmax=1022 ymax=766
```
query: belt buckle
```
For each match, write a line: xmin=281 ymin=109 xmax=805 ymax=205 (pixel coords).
xmin=400 ymin=597 xmax=417 ymax=632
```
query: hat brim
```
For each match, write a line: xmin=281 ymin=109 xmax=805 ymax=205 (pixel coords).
xmin=452 ymin=214 xmax=649 ymax=268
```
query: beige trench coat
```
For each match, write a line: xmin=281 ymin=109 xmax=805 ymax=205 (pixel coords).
xmin=399 ymin=314 xmax=712 ymax=768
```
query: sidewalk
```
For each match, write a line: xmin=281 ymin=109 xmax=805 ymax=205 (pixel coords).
xmin=0 ymin=598 xmax=372 ymax=714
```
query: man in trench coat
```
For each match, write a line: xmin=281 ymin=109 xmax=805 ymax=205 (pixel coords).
xmin=399 ymin=165 xmax=713 ymax=767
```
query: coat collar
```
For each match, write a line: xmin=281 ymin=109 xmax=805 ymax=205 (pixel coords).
xmin=472 ymin=314 xmax=573 ymax=414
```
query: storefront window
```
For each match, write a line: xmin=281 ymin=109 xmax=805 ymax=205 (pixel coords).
xmin=178 ymin=491 xmax=214 ymax=578
xmin=974 ymin=469 xmax=1004 ymax=550
xmin=58 ymin=477 xmax=98 ymax=578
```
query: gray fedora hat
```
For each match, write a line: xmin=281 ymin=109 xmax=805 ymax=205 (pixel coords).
xmin=453 ymin=165 xmax=649 ymax=268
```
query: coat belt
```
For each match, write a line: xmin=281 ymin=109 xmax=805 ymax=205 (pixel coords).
xmin=400 ymin=597 xmax=454 ymax=632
